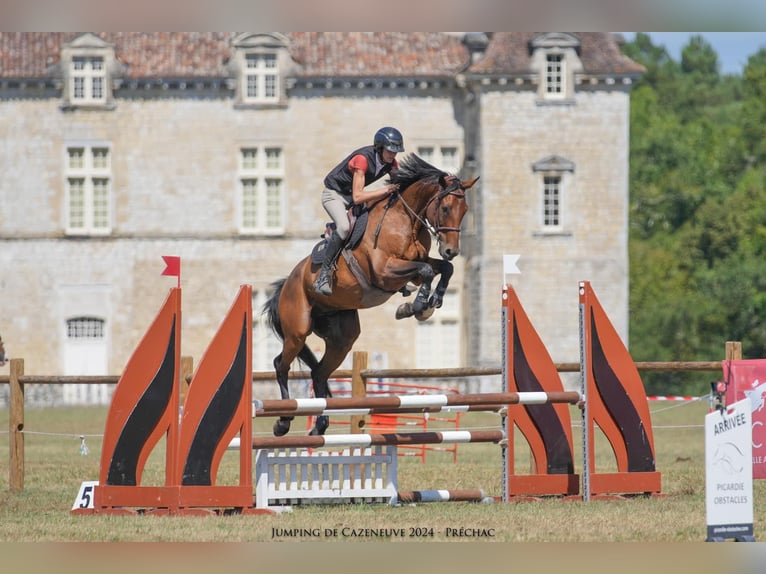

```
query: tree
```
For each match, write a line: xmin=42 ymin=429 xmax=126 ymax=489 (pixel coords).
xmin=620 ymin=33 xmax=763 ymax=395
xmin=740 ymin=49 xmax=766 ymax=164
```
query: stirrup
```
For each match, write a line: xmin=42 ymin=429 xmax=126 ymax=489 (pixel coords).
xmin=313 ymin=271 xmax=333 ymax=296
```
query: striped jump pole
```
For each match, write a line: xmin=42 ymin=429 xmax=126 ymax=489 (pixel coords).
xmin=395 ymin=489 xmax=492 ymax=504
xmin=243 ymin=429 xmax=505 ymax=450
xmin=253 ymin=391 xmax=581 ymax=419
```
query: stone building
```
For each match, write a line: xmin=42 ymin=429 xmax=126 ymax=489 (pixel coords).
xmin=0 ymin=32 xmax=643 ymax=402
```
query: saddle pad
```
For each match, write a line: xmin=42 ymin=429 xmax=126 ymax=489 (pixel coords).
xmin=310 ymin=209 xmax=369 ymax=265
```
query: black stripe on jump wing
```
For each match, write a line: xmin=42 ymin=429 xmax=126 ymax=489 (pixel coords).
xmin=107 ymin=320 xmax=177 ymax=486
xmin=512 ymin=313 xmax=574 ymax=474
xmin=182 ymin=315 xmax=249 ymax=485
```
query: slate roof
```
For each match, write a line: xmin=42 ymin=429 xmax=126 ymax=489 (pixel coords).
xmin=0 ymin=32 xmax=642 ymax=79
xmin=468 ymin=32 xmax=645 ymax=75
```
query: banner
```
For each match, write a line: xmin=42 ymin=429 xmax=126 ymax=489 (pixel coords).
xmin=723 ymin=359 xmax=766 ymax=479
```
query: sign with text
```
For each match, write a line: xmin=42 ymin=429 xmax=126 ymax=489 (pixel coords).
xmin=71 ymin=480 xmax=98 ymax=511
xmin=705 ymin=398 xmax=754 ymax=541
xmin=723 ymin=359 xmax=766 ymax=478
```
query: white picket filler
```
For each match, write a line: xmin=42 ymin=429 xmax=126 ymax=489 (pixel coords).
xmin=254 ymin=445 xmax=399 ymax=509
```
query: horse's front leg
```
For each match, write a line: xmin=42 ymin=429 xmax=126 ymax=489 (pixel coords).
xmin=382 ymin=260 xmax=436 ymax=320
xmin=427 ymin=257 xmax=454 ymax=310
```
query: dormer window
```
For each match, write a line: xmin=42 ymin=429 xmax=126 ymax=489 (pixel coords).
xmin=60 ymin=33 xmax=119 ymax=110
xmin=530 ymin=33 xmax=582 ymax=104
xmin=231 ymin=33 xmax=290 ymax=108
xmin=71 ymin=56 xmax=106 ymax=104
xmin=545 ymin=54 xmax=564 ymax=98
xmin=245 ymin=53 xmax=278 ymax=101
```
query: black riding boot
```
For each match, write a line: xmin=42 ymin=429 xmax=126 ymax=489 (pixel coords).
xmin=313 ymin=233 xmax=344 ymax=296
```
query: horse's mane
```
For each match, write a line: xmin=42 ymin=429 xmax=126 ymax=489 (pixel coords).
xmin=388 ymin=154 xmax=448 ymax=190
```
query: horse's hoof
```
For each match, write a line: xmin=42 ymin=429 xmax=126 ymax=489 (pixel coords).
xmin=309 ymin=415 xmax=329 ymax=436
xmin=273 ymin=419 xmax=291 ymax=437
xmin=428 ymin=296 xmax=443 ymax=309
xmin=415 ymin=307 xmax=435 ymax=322
xmin=395 ymin=302 xmax=414 ymax=320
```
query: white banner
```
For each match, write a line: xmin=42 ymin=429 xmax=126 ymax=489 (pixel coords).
xmin=705 ymin=398 xmax=754 ymax=541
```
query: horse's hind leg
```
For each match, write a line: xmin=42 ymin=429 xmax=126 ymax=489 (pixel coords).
xmin=272 ymin=352 xmax=294 ymax=437
xmin=272 ymin=276 xmax=317 ymax=436
xmin=309 ymin=310 xmax=361 ymax=435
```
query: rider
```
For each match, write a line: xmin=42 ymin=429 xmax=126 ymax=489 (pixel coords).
xmin=313 ymin=126 xmax=404 ymax=296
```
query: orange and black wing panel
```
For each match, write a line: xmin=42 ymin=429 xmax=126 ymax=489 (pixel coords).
xmin=177 ymin=285 xmax=253 ymax=487
xmin=98 ymin=288 xmax=181 ymax=487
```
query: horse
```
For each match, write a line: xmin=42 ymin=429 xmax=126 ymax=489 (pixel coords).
xmin=0 ymin=335 xmax=6 ymax=366
xmin=263 ymin=154 xmax=478 ymax=436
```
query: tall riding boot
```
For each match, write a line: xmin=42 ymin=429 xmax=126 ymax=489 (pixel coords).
xmin=313 ymin=233 xmax=344 ymax=296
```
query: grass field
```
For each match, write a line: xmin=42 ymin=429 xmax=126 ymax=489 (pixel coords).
xmin=1 ymin=398 xmax=764 ymax=543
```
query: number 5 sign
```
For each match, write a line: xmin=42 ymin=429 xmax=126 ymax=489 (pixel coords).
xmin=71 ymin=481 xmax=99 ymax=512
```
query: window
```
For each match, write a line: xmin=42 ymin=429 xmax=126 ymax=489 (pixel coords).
xmin=415 ymin=290 xmax=461 ymax=369
xmin=67 ymin=317 xmax=105 ymax=338
xmin=417 ymin=146 xmax=461 ymax=173
xmin=532 ymin=155 xmax=574 ymax=233
xmin=60 ymin=33 xmax=118 ymax=109
xmin=240 ymin=147 xmax=285 ymax=234
xmin=244 ymin=54 xmax=278 ymax=102
xmin=545 ymin=54 xmax=564 ymax=98
xmin=71 ymin=56 xmax=106 ymax=104
xmin=65 ymin=145 xmax=112 ymax=235
xmin=543 ymin=176 xmax=561 ymax=227
xmin=530 ymin=33 xmax=580 ymax=103
xmin=231 ymin=33 xmax=289 ymax=107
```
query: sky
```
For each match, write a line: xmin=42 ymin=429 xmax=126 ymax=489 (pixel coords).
xmin=622 ymin=32 xmax=766 ymax=75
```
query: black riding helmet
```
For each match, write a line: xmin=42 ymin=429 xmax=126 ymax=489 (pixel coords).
xmin=373 ymin=127 xmax=405 ymax=153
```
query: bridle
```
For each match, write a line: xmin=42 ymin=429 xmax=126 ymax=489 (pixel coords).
xmin=398 ymin=176 xmax=466 ymax=240
xmin=371 ymin=176 xmax=466 ymax=248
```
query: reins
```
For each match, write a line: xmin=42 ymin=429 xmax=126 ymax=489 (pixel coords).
xmin=369 ymin=176 xmax=465 ymax=248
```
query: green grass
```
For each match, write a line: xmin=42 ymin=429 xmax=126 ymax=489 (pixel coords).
xmin=1 ymin=400 xmax=764 ymax=542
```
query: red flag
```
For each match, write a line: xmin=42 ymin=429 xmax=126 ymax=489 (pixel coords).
xmin=161 ymin=256 xmax=181 ymax=287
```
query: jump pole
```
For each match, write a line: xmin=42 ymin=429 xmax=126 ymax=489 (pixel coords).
xmin=253 ymin=391 xmax=580 ymax=418
xmin=236 ymin=429 xmax=506 ymax=450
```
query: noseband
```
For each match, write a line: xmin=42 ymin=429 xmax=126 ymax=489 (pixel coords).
xmin=422 ymin=177 xmax=466 ymax=234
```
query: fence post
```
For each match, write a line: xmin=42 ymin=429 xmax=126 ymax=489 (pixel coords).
xmin=9 ymin=358 xmax=24 ymax=492
xmin=725 ymin=341 xmax=742 ymax=361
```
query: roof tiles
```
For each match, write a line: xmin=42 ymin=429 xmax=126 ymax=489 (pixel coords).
xmin=0 ymin=32 xmax=642 ymax=79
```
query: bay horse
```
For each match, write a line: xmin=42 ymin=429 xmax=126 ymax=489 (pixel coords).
xmin=263 ymin=154 xmax=478 ymax=436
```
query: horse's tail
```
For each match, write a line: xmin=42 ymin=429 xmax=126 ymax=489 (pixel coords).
xmin=262 ymin=278 xmax=286 ymax=341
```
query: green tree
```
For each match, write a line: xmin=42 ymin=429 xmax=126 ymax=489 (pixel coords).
xmin=741 ymin=49 xmax=766 ymax=164
xmin=621 ymin=33 xmax=763 ymax=395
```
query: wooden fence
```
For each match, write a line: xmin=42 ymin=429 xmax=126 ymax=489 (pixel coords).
xmin=0 ymin=342 xmax=741 ymax=493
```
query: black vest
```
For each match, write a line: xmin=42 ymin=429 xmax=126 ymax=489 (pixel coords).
xmin=323 ymin=145 xmax=394 ymax=199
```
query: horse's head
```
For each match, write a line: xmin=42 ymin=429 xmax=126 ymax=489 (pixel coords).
xmin=390 ymin=154 xmax=479 ymax=260
xmin=425 ymin=174 xmax=479 ymax=260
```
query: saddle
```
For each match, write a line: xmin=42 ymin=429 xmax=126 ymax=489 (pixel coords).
xmin=310 ymin=205 xmax=368 ymax=265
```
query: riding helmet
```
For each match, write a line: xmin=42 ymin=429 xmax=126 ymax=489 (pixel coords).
xmin=373 ymin=127 xmax=405 ymax=153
